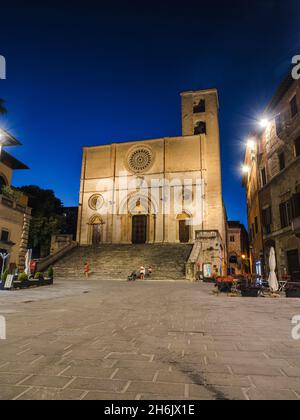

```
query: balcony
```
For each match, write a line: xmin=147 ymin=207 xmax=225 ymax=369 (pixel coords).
xmin=0 ymin=191 xmax=31 ymax=215
xmin=292 ymin=218 xmax=300 ymax=238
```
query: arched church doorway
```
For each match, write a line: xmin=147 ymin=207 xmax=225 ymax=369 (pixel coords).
xmin=177 ymin=212 xmax=192 ymax=243
xmin=92 ymin=224 xmax=101 ymax=246
xmin=132 ymin=215 xmax=147 ymax=244
xmin=89 ymin=215 xmax=104 ymax=246
xmin=179 ymin=220 xmax=190 ymax=243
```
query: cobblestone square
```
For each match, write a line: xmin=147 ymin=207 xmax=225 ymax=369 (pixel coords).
xmin=0 ymin=280 xmax=300 ymax=400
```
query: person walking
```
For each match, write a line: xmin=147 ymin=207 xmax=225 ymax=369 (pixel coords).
xmin=84 ymin=262 xmax=91 ymax=279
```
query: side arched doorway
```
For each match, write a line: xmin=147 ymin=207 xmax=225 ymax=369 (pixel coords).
xmin=88 ymin=215 xmax=104 ymax=247
xmin=177 ymin=212 xmax=192 ymax=243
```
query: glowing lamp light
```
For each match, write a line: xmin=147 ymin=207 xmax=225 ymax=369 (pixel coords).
xmin=259 ymin=118 xmax=270 ymax=129
xmin=242 ymin=165 xmax=250 ymax=175
xmin=247 ymin=139 xmax=256 ymax=150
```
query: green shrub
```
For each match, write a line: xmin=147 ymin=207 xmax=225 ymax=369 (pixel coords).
xmin=34 ymin=272 xmax=44 ymax=280
xmin=47 ymin=266 xmax=54 ymax=279
xmin=1 ymin=269 xmax=8 ymax=282
xmin=18 ymin=272 xmax=28 ymax=282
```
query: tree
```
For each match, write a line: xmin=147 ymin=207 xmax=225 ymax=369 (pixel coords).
xmin=17 ymin=186 xmax=65 ymax=257
xmin=0 ymin=99 xmax=7 ymax=115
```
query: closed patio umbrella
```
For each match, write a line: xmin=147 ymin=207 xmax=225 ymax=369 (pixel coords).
xmin=268 ymin=247 xmax=279 ymax=292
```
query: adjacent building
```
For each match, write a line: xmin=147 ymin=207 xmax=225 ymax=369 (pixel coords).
xmin=243 ymin=73 xmax=300 ymax=281
xmin=227 ymin=221 xmax=250 ymax=275
xmin=77 ymin=88 xmax=228 ymax=276
xmin=0 ymin=130 xmax=31 ymax=272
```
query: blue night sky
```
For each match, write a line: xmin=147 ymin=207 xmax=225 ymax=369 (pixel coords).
xmin=0 ymin=0 xmax=299 ymax=226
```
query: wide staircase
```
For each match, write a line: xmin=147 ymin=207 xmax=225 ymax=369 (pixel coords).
xmin=53 ymin=244 xmax=193 ymax=281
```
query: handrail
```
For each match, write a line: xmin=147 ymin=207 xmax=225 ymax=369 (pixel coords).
xmin=36 ymin=241 xmax=78 ymax=272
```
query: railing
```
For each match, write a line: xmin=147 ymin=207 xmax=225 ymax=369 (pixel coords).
xmin=36 ymin=241 xmax=78 ymax=272
xmin=0 ymin=194 xmax=31 ymax=215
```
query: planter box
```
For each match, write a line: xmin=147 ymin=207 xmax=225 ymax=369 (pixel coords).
xmin=218 ymin=282 xmax=233 ymax=293
xmin=39 ymin=278 xmax=53 ymax=286
xmin=241 ymin=289 xmax=259 ymax=297
xmin=286 ymin=290 xmax=300 ymax=298
xmin=29 ymin=280 xmax=40 ymax=287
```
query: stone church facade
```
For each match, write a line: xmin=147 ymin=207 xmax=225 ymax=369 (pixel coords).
xmin=77 ymin=88 xmax=227 ymax=275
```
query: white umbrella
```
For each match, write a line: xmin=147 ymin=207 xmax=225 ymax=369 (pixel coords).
xmin=268 ymin=247 xmax=279 ymax=292
xmin=24 ymin=249 xmax=32 ymax=276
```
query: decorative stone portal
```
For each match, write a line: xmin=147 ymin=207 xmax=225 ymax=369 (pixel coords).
xmin=132 ymin=215 xmax=148 ymax=244
xmin=88 ymin=215 xmax=105 ymax=246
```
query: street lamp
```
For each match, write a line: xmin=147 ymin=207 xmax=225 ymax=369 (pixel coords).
xmin=242 ymin=165 xmax=250 ymax=175
xmin=259 ymin=118 xmax=270 ymax=129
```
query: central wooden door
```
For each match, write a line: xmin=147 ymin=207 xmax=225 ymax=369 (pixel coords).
xmin=179 ymin=220 xmax=190 ymax=243
xmin=92 ymin=224 xmax=101 ymax=246
xmin=132 ymin=215 xmax=147 ymax=244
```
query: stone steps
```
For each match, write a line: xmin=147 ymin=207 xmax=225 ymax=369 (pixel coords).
xmin=53 ymin=244 xmax=193 ymax=281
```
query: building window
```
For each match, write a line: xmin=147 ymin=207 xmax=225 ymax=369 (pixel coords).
xmin=278 ymin=152 xmax=285 ymax=171
xmin=291 ymin=193 xmax=300 ymax=218
xmin=290 ymin=95 xmax=298 ymax=118
xmin=261 ymin=167 xmax=267 ymax=187
xmin=262 ymin=207 xmax=272 ymax=234
xmin=194 ymin=121 xmax=207 ymax=135
xmin=230 ymin=236 xmax=235 ymax=242
xmin=0 ymin=175 xmax=8 ymax=191
xmin=255 ymin=216 xmax=259 ymax=234
xmin=193 ymin=99 xmax=206 ymax=114
xmin=295 ymin=137 xmax=300 ymax=157
xmin=279 ymin=201 xmax=292 ymax=229
xmin=252 ymin=224 xmax=255 ymax=239
xmin=0 ymin=229 xmax=9 ymax=242
xmin=276 ymin=114 xmax=284 ymax=136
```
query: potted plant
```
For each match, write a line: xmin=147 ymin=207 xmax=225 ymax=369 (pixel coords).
xmin=34 ymin=272 xmax=45 ymax=285
xmin=44 ymin=266 xmax=54 ymax=285
xmin=0 ymin=269 xmax=8 ymax=288
xmin=240 ymin=277 xmax=260 ymax=297
xmin=16 ymin=272 xmax=29 ymax=289
xmin=286 ymin=283 xmax=300 ymax=298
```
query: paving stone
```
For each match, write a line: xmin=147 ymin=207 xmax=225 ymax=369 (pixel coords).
xmin=20 ymin=375 xmax=73 ymax=389
xmin=203 ymin=373 xmax=251 ymax=387
xmin=63 ymin=366 xmax=115 ymax=379
xmin=230 ymin=365 xmax=283 ymax=376
xmin=70 ymin=378 xmax=128 ymax=392
xmin=16 ymin=388 xmax=85 ymax=400
xmin=128 ymin=381 xmax=185 ymax=397
xmin=188 ymin=384 xmax=217 ymax=399
xmin=0 ymin=373 xmax=28 ymax=385
xmin=250 ymin=375 xmax=300 ymax=391
xmin=0 ymin=385 xmax=29 ymax=401
xmin=114 ymin=368 xmax=157 ymax=381
xmin=282 ymin=367 xmax=300 ymax=377
xmin=247 ymin=388 xmax=299 ymax=401
xmin=82 ymin=392 xmax=138 ymax=400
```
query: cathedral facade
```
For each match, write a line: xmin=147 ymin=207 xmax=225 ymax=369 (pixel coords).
xmin=77 ymin=88 xmax=227 ymax=273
